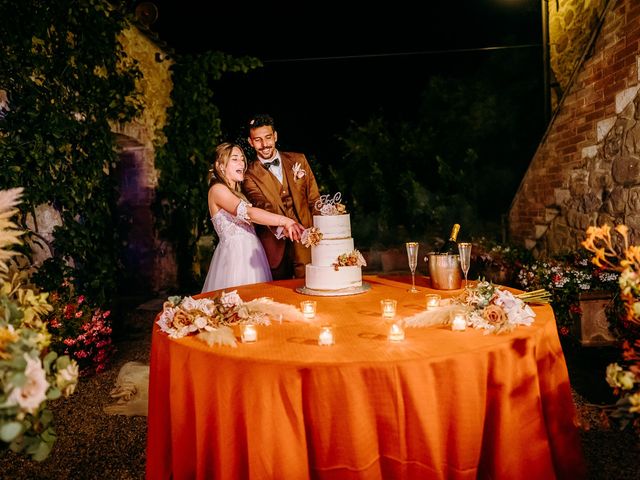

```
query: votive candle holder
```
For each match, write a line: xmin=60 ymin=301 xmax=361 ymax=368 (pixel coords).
xmin=388 ymin=322 xmax=405 ymax=342
xmin=381 ymin=299 xmax=397 ymax=319
xmin=301 ymin=300 xmax=317 ymax=319
xmin=241 ymin=323 xmax=258 ymax=343
xmin=318 ymin=325 xmax=335 ymax=346
xmin=451 ymin=310 xmax=467 ymax=331
xmin=425 ymin=294 xmax=441 ymax=310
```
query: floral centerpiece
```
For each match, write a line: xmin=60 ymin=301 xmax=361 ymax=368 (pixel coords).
xmin=404 ymin=280 xmax=549 ymax=333
xmin=582 ymin=224 xmax=640 ymax=433
xmin=158 ymin=290 xmax=309 ymax=347
xmin=0 ymin=188 xmax=78 ymax=460
xmin=461 ymin=280 xmax=548 ymax=334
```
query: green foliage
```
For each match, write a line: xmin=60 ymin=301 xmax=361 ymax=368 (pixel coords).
xmin=0 ymin=0 xmax=142 ymax=304
xmin=153 ymin=51 xmax=261 ymax=288
xmin=327 ymin=49 xmax=542 ymax=247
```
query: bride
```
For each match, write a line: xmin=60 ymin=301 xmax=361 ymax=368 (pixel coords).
xmin=202 ymin=142 xmax=304 ymax=292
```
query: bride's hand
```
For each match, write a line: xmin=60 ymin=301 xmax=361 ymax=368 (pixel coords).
xmin=282 ymin=219 xmax=304 ymax=241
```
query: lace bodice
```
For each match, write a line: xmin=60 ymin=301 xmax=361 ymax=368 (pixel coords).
xmin=211 ymin=200 xmax=256 ymax=241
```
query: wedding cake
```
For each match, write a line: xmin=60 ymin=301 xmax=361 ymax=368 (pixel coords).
xmin=304 ymin=194 xmax=366 ymax=291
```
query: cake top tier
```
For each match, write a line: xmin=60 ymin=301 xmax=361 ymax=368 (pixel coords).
xmin=313 ymin=214 xmax=351 ymax=240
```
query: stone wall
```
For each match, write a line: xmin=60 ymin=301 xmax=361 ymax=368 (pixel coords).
xmin=27 ymin=24 xmax=178 ymax=293
xmin=509 ymin=0 xmax=640 ymax=255
xmin=549 ymin=0 xmax=608 ymax=105
xmin=115 ymin=26 xmax=177 ymax=293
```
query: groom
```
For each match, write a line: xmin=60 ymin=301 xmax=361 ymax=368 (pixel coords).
xmin=242 ymin=113 xmax=320 ymax=279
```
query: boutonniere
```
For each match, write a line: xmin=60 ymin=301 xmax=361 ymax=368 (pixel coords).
xmin=292 ymin=162 xmax=306 ymax=180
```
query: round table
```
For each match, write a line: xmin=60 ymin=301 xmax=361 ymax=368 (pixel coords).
xmin=146 ymin=275 xmax=585 ymax=479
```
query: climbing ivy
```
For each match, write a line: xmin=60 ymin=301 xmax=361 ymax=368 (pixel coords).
xmin=154 ymin=51 xmax=261 ymax=289
xmin=0 ymin=0 xmax=142 ymax=304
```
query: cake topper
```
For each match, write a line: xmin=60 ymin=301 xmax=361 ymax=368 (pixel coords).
xmin=315 ymin=193 xmax=347 ymax=215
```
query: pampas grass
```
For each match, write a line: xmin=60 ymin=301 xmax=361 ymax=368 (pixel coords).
xmin=403 ymin=304 xmax=459 ymax=328
xmin=197 ymin=326 xmax=238 ymax=347
xmin=0 ymin=187 xmax=24 ymax=273
xmin=244 ymin=297 xmax=311 ymax=323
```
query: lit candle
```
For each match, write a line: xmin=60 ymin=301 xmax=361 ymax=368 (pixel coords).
xmin=451 ymin=312 xmax=467 ymax=331
xmin=241 ymin=324 xmax=258 ymax=343
xmin=381 ymin=299 xmax=397 ymax=318
xmin=318 ymin=325 xmax=334 ymax=346
xmin=388 ymin=322 xmax=405 ymax=342
xmin=425 ymin=294 xmax=441 ymax=310
xmin=301 ymin=300 xmax=317 ymax=319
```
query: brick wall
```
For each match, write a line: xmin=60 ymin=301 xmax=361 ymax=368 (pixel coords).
xmin=509 ymin=0 xmax=640 ymax=255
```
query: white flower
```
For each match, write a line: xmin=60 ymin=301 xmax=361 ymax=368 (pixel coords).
xmin=494 ymin=289 xmax=536 ymax=326
xmin=292 ymin=162 xmax=306 ymax=180
xmin=7 ymin=353 xmax=49 ymax=414
xmin=56 ymin=360 xmax=79 ymax=397
xmin=220 ymin=290 xmax=242 ymax=308
xmin=320 ymin=204 xmax=338 ymax=215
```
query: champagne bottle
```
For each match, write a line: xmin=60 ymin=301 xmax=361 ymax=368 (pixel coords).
xmin=440 ymin=224 xmax=460 ymax=254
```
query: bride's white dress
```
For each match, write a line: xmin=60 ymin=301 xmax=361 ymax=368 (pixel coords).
xmin=201 ymin=200 xmax=272 ymax=292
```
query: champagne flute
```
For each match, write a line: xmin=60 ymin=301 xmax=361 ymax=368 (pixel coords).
xmin=406 ymin=242 xmax=419 ymax=293
xmin=458 ymin=242 xmax=472 ymax=288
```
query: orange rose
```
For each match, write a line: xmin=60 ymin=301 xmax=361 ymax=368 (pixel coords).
xmin=483 ymin=304 xmax=506 ymax=325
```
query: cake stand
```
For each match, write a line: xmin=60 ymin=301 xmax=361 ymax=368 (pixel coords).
xmin=295 ymin=282 xmax=371 ymax=297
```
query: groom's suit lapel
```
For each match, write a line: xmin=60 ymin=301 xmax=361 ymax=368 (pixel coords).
xmin=281 ymin=153 xmax=303 ymax=214
xmin=249 ymin=161 xmax=286 ymax=214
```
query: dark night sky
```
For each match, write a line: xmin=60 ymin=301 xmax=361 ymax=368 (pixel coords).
xmin=142 ymin=0 xmax=543 ymax=161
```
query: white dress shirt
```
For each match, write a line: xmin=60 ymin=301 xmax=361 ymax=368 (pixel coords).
xmin=258 ymin=151 xmax=286 ymax=238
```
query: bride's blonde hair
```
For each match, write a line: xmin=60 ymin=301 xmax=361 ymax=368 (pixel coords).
xmin=209 ymin=142 xmax=248 ymax=200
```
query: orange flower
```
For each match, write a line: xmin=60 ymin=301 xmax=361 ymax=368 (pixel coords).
xmin=0 ymin=326 xmax=19 ymax=360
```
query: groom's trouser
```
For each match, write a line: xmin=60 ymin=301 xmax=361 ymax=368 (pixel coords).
xmin=271 ymin=240 xmax=294 ymax=280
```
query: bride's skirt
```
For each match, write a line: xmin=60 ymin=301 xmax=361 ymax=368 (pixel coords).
xmin=202 ymin=233 xmax=272 ymax=292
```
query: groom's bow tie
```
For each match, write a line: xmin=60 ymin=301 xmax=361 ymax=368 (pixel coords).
xmin=262 ymin=158 xmax=280 ymax=170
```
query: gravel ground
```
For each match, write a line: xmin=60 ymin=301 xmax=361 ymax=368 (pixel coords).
xmin=1 ymin=306 xmax=638 ymax=479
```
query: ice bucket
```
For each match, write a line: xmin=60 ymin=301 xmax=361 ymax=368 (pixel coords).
xmin=427 ymin=252 xmax=462 ymax=290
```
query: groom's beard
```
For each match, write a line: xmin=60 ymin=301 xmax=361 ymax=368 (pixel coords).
xmin=257 ymin=146 xmax=276 ymax=160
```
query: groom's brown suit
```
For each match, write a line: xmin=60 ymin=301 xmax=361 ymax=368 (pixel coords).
xmin=243 ymin=151 xmax=320 ymax=279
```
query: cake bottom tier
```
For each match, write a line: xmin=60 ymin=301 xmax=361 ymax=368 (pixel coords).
xmin=305 ymin=265 xmax=362 ymax=291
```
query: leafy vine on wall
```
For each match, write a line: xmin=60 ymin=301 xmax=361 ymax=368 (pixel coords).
xmin=0 ymin=0 xmax=142 ymax=304
xmin=153 ymin=51 xmax=261 ymax=288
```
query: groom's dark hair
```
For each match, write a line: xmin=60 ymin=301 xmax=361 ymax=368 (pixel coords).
xmin=247 ymin=113 xmax=275 ymax=132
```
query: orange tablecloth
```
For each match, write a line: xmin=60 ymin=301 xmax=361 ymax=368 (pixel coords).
xmin=146 ymin=275 xmax=585 ymax=479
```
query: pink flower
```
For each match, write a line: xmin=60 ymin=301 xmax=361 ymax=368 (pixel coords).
xmin=6 ymin=354 xmax=49 ymax=414
xmin=77 ymin=295 xmax=85 ymax=305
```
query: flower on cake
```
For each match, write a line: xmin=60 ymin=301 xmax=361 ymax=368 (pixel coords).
xmin=315 ymin=192 xmax=347 ymax=215
xmin=292 ymin=162 xmax=306 ymax=180
xmin=301 ymin=227 xmax=323 ymax=248
xmin=332 ymin=250 xmax=367 ymax=271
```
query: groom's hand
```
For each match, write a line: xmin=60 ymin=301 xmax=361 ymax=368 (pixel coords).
xmin=284 ymin=222 xmax=305 ymax=242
